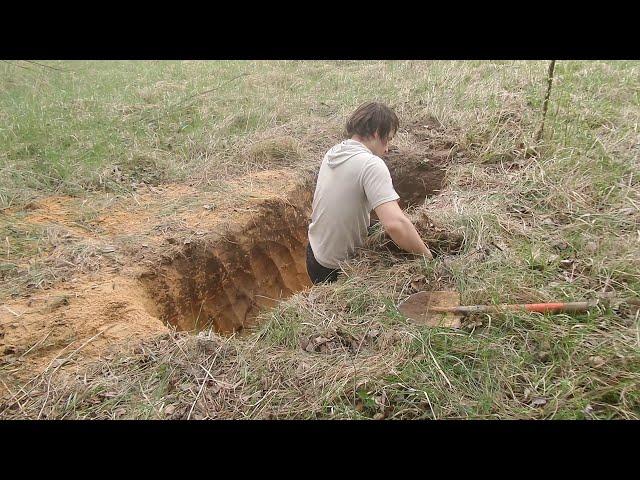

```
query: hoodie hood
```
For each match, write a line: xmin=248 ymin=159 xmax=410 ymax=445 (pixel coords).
xmin=325 ymin=139 xmax=373 ymax=168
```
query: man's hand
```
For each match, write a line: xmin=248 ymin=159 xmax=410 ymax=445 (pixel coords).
xmin=374 ymin=200 xmax=433 ymax=259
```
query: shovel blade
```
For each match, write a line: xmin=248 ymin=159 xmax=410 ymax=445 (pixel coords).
xmin=398 ymin=290 xmax=463 ymax=328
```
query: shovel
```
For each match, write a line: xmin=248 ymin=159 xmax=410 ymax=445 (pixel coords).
xmin=397 ymin=291 xmax=639 ymax=329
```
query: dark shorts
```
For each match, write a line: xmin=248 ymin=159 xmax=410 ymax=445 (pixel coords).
xmin=306 ymin=243 xmax=339 ymax=285
xmin=306 ymin=220 xmax=379 ymax=285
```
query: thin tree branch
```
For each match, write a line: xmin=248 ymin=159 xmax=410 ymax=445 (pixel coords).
xmin=1 ymin=60 xmax=36 ymax=72
xmin=535 ymin=60 xmax=556 ymax=143
xmin=23 ymin=60 xmax=69 ymax=73
xmin=138 ymin=72 xmax=250 ymax=123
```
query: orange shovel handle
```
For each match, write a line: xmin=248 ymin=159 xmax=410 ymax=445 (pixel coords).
xmin=523 ymin=302 xmax=592 ymax=313
xmin=429 ymin=301 xmax=598 ymax=315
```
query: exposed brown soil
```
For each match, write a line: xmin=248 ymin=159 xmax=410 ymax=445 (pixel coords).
xmin=1 ymin=135 xmax=460 ymax=380
xmin=140 ymin=183 xmax=314 ymax=333
xmin=1 ymin=169 xmax=308 ymax=376
xmin=383 ymin=146 xmax=449 ymax=209
xmin=139 ymin=145 xmax=450 ymax=334
xmin=0 ymin=276 xmax=166 ymax=361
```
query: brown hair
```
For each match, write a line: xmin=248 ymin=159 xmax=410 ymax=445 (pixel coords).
xmin=345 ymin=101 xmax=399 ymax=141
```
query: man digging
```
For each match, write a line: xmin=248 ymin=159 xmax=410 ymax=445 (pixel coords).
xmin=307 ymin=101 xmax=433 ymax=284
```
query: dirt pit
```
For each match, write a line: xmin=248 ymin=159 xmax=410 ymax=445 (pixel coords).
xmin=140 ymin=184 xmax=314 ymax=333
xmin=384 ymin=147 xmax=448 ymax=209
xmin=139 ymin=149 xmax=448 ymax=334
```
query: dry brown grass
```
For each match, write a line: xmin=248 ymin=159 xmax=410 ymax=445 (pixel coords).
xmin=1 ymin=61 xmax=638 ymax=419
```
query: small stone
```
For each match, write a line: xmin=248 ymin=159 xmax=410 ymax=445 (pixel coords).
xmin=530 ymin=397 xmax=547 ymax=408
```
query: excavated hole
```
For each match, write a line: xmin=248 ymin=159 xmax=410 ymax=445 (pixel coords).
xmin=141 ymin=149 xmax=449 ymax=334
xmin=383 ymin=147 xmax=448 ymax=209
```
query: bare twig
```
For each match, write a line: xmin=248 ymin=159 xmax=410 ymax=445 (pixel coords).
xmin=2 ymin=305 xmax=23 ymax=317
xmin=19 ymin=330 xmax=54 ymax=359
xmin=23 ymin=60 xmax=69 ymax=73
xmin=175 ymin=73 xmax=250 ymax=107
xmin=1 ymin=60 xmax=36 ymax=72
xmin=139 ymin=72 xmax=250 ymax=123
xmin=535 ymin=60 xmax=557 ymax=143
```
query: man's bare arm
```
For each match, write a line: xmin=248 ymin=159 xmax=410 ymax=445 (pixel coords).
xmin=374 ymin=200 xmax=433 ymax=259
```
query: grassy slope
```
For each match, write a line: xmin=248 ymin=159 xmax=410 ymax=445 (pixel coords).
xmin=0 ymin=60 xmax=638 ymax=419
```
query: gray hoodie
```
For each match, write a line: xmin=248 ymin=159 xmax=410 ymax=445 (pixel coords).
xmin=308 ymin=139 xmax=399 ymax=269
